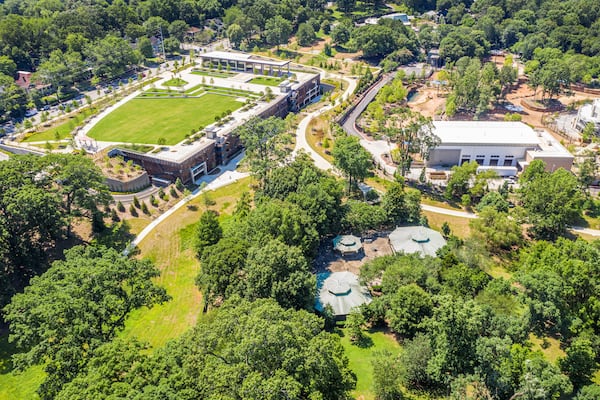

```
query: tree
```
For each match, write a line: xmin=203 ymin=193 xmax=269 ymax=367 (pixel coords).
xmin=4 ymin=245 xmax=169 ymax=399
xmin=445 ymin=161 xmax=478 ymax=200
xmin=346 ymin=309 xmax=366 ymax=343
xmin=195 ymin=210 xmax=222 ymax=258
xmin=342 ymin=200 xmax=387 ymax=233
xmin=333 ymin=135 xmax=372 ymax=193
xmin=372 ymin=350 xmax=404 ymax=400
xmin=331 ymin=21 xmax=352 ymax=46
xmin=42 ymin=154 xmax=111 ymax=232
xmin=576 ymin=385 xmax=600 ymax=400
xmin=227 ymin=23 xmax=244 ymax=48
xmin=163 ymin=37 xmax=180 ymax=54
xmin=0 ymin=55 xmax=16 ymax=76
xmin=386 ymin=284 xmax=432 ymax=338
xmin=559 ymin=336 xmax=598 ymax=391
xmin=470 ymin=208 xmax=522 ymax=252
xmin=168 ymin=20 xmax=189 ymax=42
xmin=85 ymin=35 xmax=138 ymax=80
xmin=196 ymin=238 xmax=248 ymax=308
xmin=519 ymin=160 xmax=584 ymax=239
xmin=297 ymin=22 xmax=316 ymax=47
xmin=235 ymin=116 xmax=290 ymax=187
xmin=382 ymin=182 xmax=421 ymax=225
xmin=337 ymin=0 xmax=357 ymax=13
xmin=476 ymin=191 xmax=510 ymax=213
xmin=138 ymin=37 xmax=153 ymax=58
xmin=399 ymin=333 xmax=434 ymax=390
xmin=265 ymin=16 xmax=293 ymax=49
xmin=245 ymin=239 xmax=315 ymax=309
xmin=57 ymin=298 xmax=356 ymax=399
xmin=386 ymin=109 xmax=439 ymax=176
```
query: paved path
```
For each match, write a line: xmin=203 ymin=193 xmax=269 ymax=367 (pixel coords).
xmin=113 ymin=185 xmax=160 ymax=204
xmin=421 ymin=204 xmax=477 ymax=219
xmin=125 ymin=152 xmax=249 ymax=254
xmin=570 ymin=226 xmax=600 ymax=237
xmin=292 ymin=72 xmax=357 ymax=171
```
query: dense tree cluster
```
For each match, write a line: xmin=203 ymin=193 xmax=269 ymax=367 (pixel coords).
xmin=55 ymin=298 xmax=355 ymax=400
xmin=4 ymin=245 xmax=169 ymax=399
xmin=0 ymin=154 xmax=110 ymax=308
xmin=357 ymin=236 xmax=600 ymax=399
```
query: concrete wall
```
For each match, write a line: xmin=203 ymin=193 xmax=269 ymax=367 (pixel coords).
xmin=106 ymin=172 xmax=150 ymax=192
xmin=525 ymin=152 xmax=574 ymax=172
xmin=428 ymin=145 xmax=535 ymax=167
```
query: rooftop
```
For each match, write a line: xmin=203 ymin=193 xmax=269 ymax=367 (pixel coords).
xmin=315 ymin=271 xmax=372 ymax=316
xmin=433 ymin=121 xmax=541 ymax=146
xmin=388 ymin=226 xmax=446 ymax=257
xmin=201 ymin=51 xmax=290 ymax=67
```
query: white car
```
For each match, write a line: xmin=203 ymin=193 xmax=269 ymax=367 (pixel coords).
xmin=25 ymin=109 xmax=38 ymax=117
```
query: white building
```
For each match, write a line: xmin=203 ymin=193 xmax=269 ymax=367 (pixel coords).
xmin=427 ymin=121 xmax=574 ymax=176
xmin=574 ymin=99 xmax=600 ymax=135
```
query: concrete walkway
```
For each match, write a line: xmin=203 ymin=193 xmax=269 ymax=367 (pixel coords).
xmin=421 ymin=204 xmax=477 ymax=219
xmin=125 ymin=152 xmax=249 ymax=254
xmin=292 ymin=72 xmax=357 ymax=171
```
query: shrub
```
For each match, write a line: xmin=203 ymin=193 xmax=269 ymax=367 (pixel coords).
xmin=133 ymin=196 xmax=140 ymax=208
xmin=129 ymin=204 xmax=138 ymax=216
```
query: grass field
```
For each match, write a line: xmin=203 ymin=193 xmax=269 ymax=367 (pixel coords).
xmin=423 ymin=210 xmax=472 ymax=238
xmin=23 ymin=107 xmax=97 ymax=142
xmin=339 ymin=328 xmax=401 ymax=400
xmin=87 ymin=94 xmax=243 ymax=145
xmin=162 ymin=78 xmax=187 ymax=87
xmin=0 ymin=177 xmax=253 ymax=399
xmin=249 ymin=76 xmax=285 ymax=86
xmin=120 ymin=177 xmax=253 ymax=347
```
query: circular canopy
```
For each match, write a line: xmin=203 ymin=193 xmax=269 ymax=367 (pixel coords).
xmin=333 ymin=235 xmax=362 ymax=254
xmin=315 ymin=271 xmax=372 ymax=316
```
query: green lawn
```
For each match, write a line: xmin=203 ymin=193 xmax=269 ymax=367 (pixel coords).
xmin=23 ymin=107 xmax=97 ymax=142
xmin=162 ymin=78 xmax=188 ymax=87
xmin=120 ymin=177 xmax=253 ymax=348
xmin=191 ymin=69 xmax=236 ymax=78
xmin=339 ymin=328 xmax=401 ymax=400
xmin=87 ymin=94 xmax=243 ymax=145
xmin=249 ymin=76 xmax=285 ymax=86
xmin=0 ymin=335 xmax=44 ymax=400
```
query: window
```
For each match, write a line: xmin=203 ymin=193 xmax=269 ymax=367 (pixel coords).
xmin=503 ymin=159 xmax=513 ymax=166
xmin=489 ymin=159 xmax=499 ymax=166
xmin=461 ymin=158 xmax=471 ymax=165
xmin=475 ymin=155 xmax=485 ymax=165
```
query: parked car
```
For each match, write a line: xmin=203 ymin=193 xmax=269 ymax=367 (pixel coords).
xmin=25 ymin=109 xmax=38 ymax=117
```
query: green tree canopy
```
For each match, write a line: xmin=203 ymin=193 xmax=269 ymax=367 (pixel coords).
xmin=332 ymin=135 xmax=372 ymax=193
xmin=4 ymin=245 xmax=169 ymax=399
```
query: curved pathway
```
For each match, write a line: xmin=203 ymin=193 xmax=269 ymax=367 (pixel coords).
xmin=124 ymin=152 xmax=248 ymax=255
xmin=292 ymin=71 xmax=356 ymax=171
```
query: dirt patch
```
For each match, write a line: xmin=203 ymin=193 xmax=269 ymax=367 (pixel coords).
xmin=314 ymin=236 xmax=393 ymax=275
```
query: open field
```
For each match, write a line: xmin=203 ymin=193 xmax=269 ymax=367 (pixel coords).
xmin=87 ymin=94 xmax=243 ymax=145
xmin=339 ymin=328 xmax=401 ymax=400
xmin=0 ymin=177 xmax=253 ymax=399
xmin=120 ymin=177 xmax=253 ymax=347
xmin=423 ymin=210 xmax=471 ymax=238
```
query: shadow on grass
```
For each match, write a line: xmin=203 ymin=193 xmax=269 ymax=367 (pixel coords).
xmin=0 ymin=334 xmax=17 ymax=374
xmin=93 ymin=220 xmax=137 ymax=253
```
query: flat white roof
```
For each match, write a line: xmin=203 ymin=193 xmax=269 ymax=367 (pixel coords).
xmin=433 ymin=121 xmax=540 ymax=146
xmin=201 ymin=51 xmax=290 ymax=67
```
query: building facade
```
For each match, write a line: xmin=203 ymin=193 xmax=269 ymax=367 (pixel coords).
xmin=427 ymin=121 xmax=574 ymax=175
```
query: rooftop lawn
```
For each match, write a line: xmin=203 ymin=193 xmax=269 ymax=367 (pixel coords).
xmin=191 ymin=69 xmax=236 ymax=78
xmin=248 ymin=76 xmax=285 ymax=86
xmin=87 ymin=94 xmax=243 ymax=145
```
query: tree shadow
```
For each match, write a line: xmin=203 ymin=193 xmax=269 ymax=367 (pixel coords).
xmin=355 ymin=334 xmax=374 ymax=348
xmin=92 ymin=220 xmax=137 ymax=253
xmin=0 ymin=334 xmax=17 ymax=374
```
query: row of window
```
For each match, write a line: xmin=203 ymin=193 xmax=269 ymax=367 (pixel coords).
xmin=460 ymin=155 xmax=514 ymax=166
